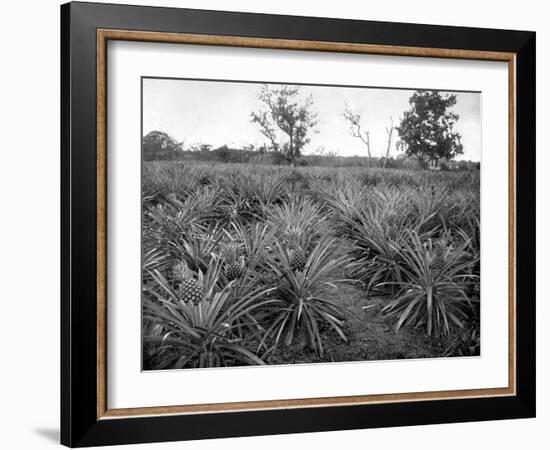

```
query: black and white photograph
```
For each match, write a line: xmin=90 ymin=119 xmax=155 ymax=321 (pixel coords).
xmin=0 ymin=0 xmax=542 ymax=446
xmin=141 ymin=77 xmax=481 ymax=370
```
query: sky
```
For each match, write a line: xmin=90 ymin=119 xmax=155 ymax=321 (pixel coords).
xmin=142 ymin=78 xmax=481 ymax=161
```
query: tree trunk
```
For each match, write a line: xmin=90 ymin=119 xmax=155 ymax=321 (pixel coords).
xmin=365 ymin=131 xmax=371 ymax=167
xmin=383 ymin=118 xmax=394 ymax=168
xmin=289 ymin=133 xmax=295 ymax=167
xmin=428 ymin=158 xmax=440 ymax=170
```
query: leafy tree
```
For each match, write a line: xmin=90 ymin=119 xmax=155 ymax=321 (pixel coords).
xmin=213 ymin=145 xmax=231 ymax=163
xmin=396 ymin=91 xmax=463 ymax=165
xmin=142 ymin=131 xmax=183 ymax=160
xmin=251 ymin=85 xmax=318 ymax=166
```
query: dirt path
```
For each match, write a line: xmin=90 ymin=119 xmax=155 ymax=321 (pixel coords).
xmin=269 ymin=279 xmax=447 ymax=365
xmin=268 ymin=232 xmax=449 ymax=365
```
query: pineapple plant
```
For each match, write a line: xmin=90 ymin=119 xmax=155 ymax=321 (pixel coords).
xmin=172 ymin=261 xmax=204 ymax=304
xmin=143 ymin=266 xmax=274 ymax=369
xmin=262 ymin=237 xmax=353 ymax=356
xmin=381 ymin=231 xmax=476 ymax=337
xmin=221 ymin=241 xmax=245 ymax=281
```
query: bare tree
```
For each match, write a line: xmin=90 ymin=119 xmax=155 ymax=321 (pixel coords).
xmin=383 ymin=117 xmax=395 ymax=168
xmin=343 ymin=103 xmax=372 ymax=165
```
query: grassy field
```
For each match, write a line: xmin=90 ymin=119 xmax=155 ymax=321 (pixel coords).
xmin=142 ymin=161 xmax=480 ymax=370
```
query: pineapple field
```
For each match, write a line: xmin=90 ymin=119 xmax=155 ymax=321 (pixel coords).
xmin=142 ymin=161 xmax=480 ymax=370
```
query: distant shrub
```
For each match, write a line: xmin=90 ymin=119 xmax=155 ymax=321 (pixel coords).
xmin=142 ymin=131 xmax=183 ymax=161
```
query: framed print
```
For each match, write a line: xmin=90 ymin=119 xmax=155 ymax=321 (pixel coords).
xmin=60 ymin=1 xmax=536 ymax=447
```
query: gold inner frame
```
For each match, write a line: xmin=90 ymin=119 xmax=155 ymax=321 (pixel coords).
xmin=96 ymin=29 xmax=517 ymax=420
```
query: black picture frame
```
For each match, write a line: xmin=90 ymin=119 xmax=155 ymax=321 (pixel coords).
xmin=61 ymin=1 xmax=536 ymax=447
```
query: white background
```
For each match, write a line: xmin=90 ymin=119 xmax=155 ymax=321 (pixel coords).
xmin=109 ymin=41 xmax=509 ymax=409
xmin=0 ymin=0 xmax=546 ymax=449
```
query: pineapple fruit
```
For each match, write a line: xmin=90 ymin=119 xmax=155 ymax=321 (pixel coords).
xmin=177 ymin=278 xmax=204 ymax=304
xmin=224 ymin=260 xmax=244 ymax=281
xmin=222 ymin=241 xmax=245 ymax=282
xmin=289 ymin=247 xmax=306 ymax=272
xmin=387 ymin=224 xmax=400 ymax=241
xmin=285 ymin=230 xmax=306 ymax=272
xmin=431 ymin=253 xmax=445 ymax=272
xmin=430 ymin=240 xmax=447 ymax=272
xmin=173 ymin=261 xmax=204 ymax=304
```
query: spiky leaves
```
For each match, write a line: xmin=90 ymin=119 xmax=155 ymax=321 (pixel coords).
xmin=262 ymin=238 xmax=353 ymax=356
xmin=267 ymin=196 xmax=326 ymax=252
xmin=380 ymin=232 xmax=478 ymax=337
xmin=143 ymin=268 xmax=275 ymax=369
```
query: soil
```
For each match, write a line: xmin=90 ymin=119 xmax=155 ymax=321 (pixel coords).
xmin=267 ymin=281 xmax=455 ymax=365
